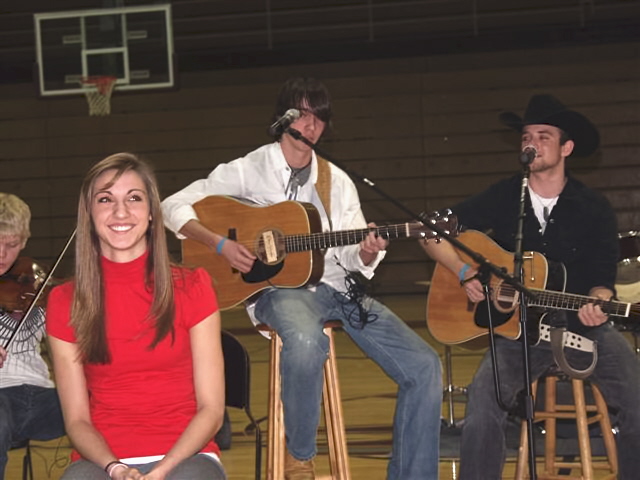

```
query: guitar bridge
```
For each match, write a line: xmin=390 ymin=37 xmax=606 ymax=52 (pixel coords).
xmin=256 ymin=228 xmax=287 ymax=266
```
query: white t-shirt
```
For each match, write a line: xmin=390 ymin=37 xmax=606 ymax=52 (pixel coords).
xmin=0 ymin=307 xmax=53 ymax=388
xmin=161 ymin=142 xmax=385 ymax=323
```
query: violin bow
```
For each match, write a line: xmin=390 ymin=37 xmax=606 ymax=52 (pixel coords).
xmin=3 ymin=229 xmax=76 ymax=350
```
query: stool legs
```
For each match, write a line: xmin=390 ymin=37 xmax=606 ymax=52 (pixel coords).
xmin=515 ymin=375 xmax=618 ymax=480
xmin=265 ymin=325 xmax=351 ymax=480
xmin=322 ymin=326 xmax=350 ymax=478
xmin=266 ymin=332 xmax=285 ymax=480
xmin=571 ymin=378 xmax=594 ymax=479
xmin=590 ymin=380 xmax=618 ymax=475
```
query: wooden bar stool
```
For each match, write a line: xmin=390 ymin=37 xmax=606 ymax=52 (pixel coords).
xmin=515 ymin=372 xmax=618 ymax=480
xmin=257 ymin=321 xmax=351 ymax=480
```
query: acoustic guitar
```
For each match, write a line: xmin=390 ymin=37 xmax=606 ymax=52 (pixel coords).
xmin=426 ymin=230 xmax=640 ymax=346
xmin=182 ymin=195 xmax=458 ymax=310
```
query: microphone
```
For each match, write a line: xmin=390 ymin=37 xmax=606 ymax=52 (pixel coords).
xmin=268 ymin=108 xmax=301 ymax=136
xmin=520 ymin=145 xmax=537 ymax=165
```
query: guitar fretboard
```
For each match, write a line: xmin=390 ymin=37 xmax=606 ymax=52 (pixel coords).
xmin=528 ymin=288 xmax=637 ymax=318
xmin=285 ymin=224 xmax=417 ymax=252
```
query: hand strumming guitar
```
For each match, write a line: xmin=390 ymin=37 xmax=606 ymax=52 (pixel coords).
xmin=459 ymin=266 xmax=485 ymax=304
xmin=217 ymin=238 xmax=256 ymax=273
xmin=178 ymin=218 xmax=256 ymax=273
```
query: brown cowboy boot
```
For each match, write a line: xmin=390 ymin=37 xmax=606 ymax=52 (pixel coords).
xmin=284 ymin=451 xmax=315 ymax=480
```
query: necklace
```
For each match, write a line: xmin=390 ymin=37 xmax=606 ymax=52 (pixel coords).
xmin=529 ymin=187 xmax=559 ymax=224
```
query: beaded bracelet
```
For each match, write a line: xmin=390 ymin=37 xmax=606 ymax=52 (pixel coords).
xmin=216 ymin=237 xmax=227 ymax=255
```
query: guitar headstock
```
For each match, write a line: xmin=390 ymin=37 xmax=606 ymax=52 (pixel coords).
xmin=410 ymin=209 xmax=459 ymax=242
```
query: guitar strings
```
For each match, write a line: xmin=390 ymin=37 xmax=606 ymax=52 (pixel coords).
xmin=215 ymin=209 xmax=449 ymax=253
xmin=488 ymin=282 xmax=630 ymax=316
xmin=225 ymin=224 xmax=416 ymax=252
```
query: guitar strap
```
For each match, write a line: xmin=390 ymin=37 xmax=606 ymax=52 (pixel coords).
xmin=545 ymin=310 xmax=598 ymax=379
xmin=315 ymin=156 xmax=332 ymax=228
xmin=550 ymin=327 xmax=598 ymax=379
xmin=535 ymin=262 xmax=597 ymax=378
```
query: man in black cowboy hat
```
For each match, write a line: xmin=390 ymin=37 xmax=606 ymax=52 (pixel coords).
xmin=422 ymin=94 xmax=640 ymax=479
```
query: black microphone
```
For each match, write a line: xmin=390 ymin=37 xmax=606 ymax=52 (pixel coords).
xmin=268 ymin=108 xmax=301 ymax=136
xmin=520 ymin=145 xmax=537 ymax=165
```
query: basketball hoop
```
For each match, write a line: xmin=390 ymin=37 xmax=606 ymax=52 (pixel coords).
xmin=79 ymin=76 xmax=117 ymax=116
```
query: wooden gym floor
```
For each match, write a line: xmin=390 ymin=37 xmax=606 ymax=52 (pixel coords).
xmin=8 ymin=294 xmax=629 ymax=479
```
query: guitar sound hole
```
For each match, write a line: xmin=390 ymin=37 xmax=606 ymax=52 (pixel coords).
xmin=492 ymin=281 xmax=519 ymax=314
xmin=474 ymin=299 xmax=515 ymax=328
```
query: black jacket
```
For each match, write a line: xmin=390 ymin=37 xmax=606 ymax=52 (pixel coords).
xmin=452 ymin=173 xmax=619 ymax=334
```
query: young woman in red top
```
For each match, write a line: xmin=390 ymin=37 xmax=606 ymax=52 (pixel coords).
xmin=47 ymin=153 xmax=226 ymax=480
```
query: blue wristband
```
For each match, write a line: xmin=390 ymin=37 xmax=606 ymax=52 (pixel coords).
xmin=458 ymin=263 xmax=471 ymax=283
xmin=216 ymin=237 xmax=227 ymax=255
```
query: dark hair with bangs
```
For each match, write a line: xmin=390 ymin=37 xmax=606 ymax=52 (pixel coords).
xmin=271 ymin=77 xmax=332 ymax=140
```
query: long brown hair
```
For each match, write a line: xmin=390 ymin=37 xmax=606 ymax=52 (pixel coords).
xmin=71 ymin=153 xmax=175 ymax=363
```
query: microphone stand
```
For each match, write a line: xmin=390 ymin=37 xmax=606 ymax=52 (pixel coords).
xmin=286 ymin=127 xmax=535 ymax=283
xmin=287 ymin=129 xmax=541 ymax=475
xmin=513 ymin=163 xmax=538 ymax=479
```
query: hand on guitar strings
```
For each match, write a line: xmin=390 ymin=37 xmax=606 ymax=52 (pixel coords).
xmin=459 ymin=265 xmax=486 ymax=304
xmin=217 ymin=238 xmax=256 ymax=273
xmin=358 ymin=222 xmax=389 ymax=266
xmin=578 ymin=286 xmax=614 ymax=327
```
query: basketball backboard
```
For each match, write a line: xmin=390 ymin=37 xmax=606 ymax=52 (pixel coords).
xmin=34 ymin=4 xmax=174 ymax=96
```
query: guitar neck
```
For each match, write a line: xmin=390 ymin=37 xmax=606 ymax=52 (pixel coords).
xmin=529 ymin=289 xmax=633 ymax=318
xmin=285 ymin=223 xmax=416 ymax=252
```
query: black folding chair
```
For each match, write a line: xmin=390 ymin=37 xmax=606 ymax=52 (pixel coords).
xmin=220 ymin=330 xmax=262 ymax=480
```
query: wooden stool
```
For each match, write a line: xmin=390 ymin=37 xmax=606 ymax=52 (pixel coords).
xmin=515 ymin=373 xmax=618 ymax=480
xmin=257 ymin=321 xmax=351 ymax=480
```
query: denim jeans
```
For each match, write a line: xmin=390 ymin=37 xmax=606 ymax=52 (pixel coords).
xmin=459 ymin=323 xmax=640 ymax=480
xmin=0 ymin=384 xmax=65 ymax=478
xmin=61 ymin=454 xmax=226 ymax=479
xmin=255 ymin=283 xmax=443 ymax=480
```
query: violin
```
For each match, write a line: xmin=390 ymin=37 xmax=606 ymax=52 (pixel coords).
xmin=2 ymin=230 xmax=75 ymax=351
xmin=0 ymin=256 xmax=49 ymax=315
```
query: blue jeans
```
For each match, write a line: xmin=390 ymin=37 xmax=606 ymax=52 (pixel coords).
xmin=0 ymin=384 xmax=65 ymax=478
xmin=459 ymin=323 xmax=640 ymax=480
xmin=255 ymin=284 xmax=442 ymax=480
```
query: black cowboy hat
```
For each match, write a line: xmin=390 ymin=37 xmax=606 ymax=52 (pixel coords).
xmin=499 ymin=94 xmax=600 ymax=157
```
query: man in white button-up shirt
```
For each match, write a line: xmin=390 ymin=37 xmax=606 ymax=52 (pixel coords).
xmin=162 ymin=77 xmax=442 ymax=480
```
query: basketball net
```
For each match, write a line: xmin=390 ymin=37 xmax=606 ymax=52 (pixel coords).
xmin=80 ymin=76 xmax=117 ymax=116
